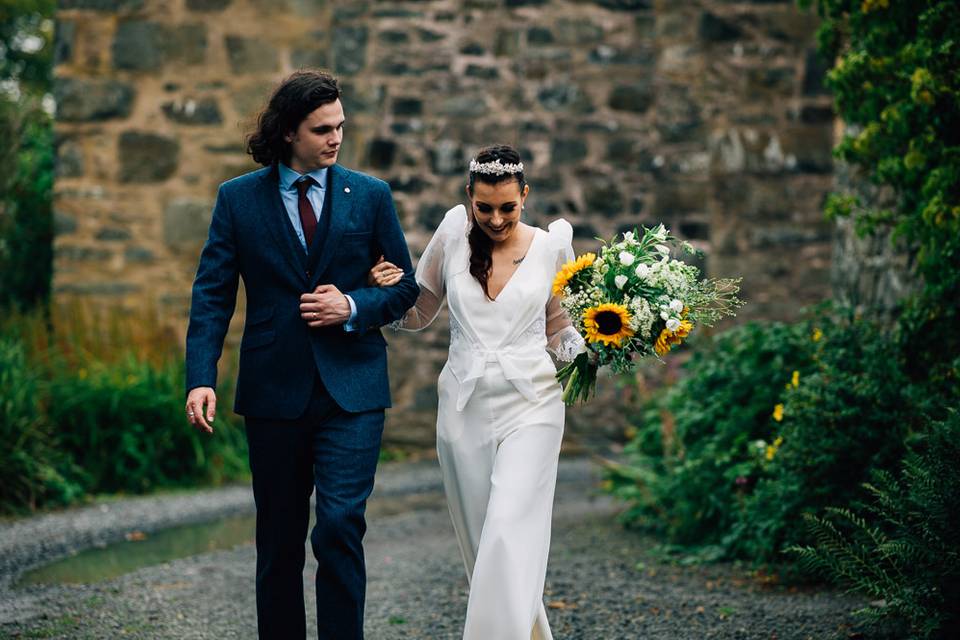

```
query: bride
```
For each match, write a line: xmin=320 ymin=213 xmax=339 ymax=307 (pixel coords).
xmin=370 ymin=144 xmax=584 ymax=639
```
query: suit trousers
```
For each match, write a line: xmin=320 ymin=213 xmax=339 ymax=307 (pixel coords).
xmin=245 ymin=375 xmax=384 ymax=640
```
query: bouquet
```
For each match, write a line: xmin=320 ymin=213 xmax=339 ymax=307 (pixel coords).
xmin=553 ymin=223 xmax=743 ymax=405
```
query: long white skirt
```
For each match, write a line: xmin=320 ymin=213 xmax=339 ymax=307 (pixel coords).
xmin=436 ymin=360 xmax=565 ymax=640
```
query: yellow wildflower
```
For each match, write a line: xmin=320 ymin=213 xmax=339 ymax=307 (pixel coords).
xmin=791 ymin=371 xmax=799 ymax=388
xmin=765 ymin=445 xmax=777 ymax=461
xmin=774 ymin=436 xmax=784 ymax=448
xmin=552 ymin=253 xmax=596 ymax=297
xmin=811 ymin=328 xmax=823 ymax=342
xmin=772 ymin=403 xmax=784 ymax=422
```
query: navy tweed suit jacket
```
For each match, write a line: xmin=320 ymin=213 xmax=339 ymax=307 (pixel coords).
xmin=185 ymin=163 xmax=420 ymax=418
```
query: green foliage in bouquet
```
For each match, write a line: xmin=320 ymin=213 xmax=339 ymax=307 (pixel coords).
xmin=788 ymin=410 xmax=960 ymax=639
xmin=800 ymin=0 xmax=960 ymax=388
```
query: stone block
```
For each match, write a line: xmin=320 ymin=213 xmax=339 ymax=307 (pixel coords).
xmin=803 ymin=48 xmax=831 ymax=96
xmin=112 ymin=20 xmax=164 ymax=71
xmin=59 ymin=0 xmax=144 ymax=10
xmin=225 ymin=35 xmax=280 ymax=74
xmin=162 ymin=97 xmax=223 ymax=125
xmin=465 ymin=65 xmax=499 ymax=80
xmin=54 ymin=20 xmax=74 ymax=65
xmin=460 ymin=42 xmax=486 ymax=55
xmin=186 ymin=0 xmax=231 ymax=10
xmin=291 ymin=46 xmax=328 ymax=70
xmin=56 ymin=140 xmax=84 ymax=178
xmin=125 ymin=246 xmax=154 ymax=263
xmin=550 ymin=138 xmax=588 ymax=164
xmin=53 ymin=211 xmax=77 ymax=236
xmin=583 ymin=174 xmax=625 ymax=218
xmin=589 ymin=0 xmax=651 ymax=9
xmin=366 ymin=139 xmax=397 ymax=170
xmin=95 ymin=225 xmax=132 ymax=241
xmin=537 ymin=84 xmax=593 ymax=114
xmin=429 ymin=141 xmax=465 ymax=176
xmin=656 ymin=85 xmax=702 ymax=143
xmin=393 ymin=97 xmax=423 ymax=116
xmin=118 ymin=131 xmax=179 ymax=183
xmin=417 ymin=28 xmax=445 ymax=42
xmin=608 ymin=82 xmax=653 ymax=113
xmin=698 ymin=12 xmax=742 ymax=42
xmin=55 ymin=78 xmax=134 ymax=122
xmin=588 ymin=44 xmax=654 ymax=66
xmin=338 ymin=82 xmax=385 ymax=115
xmin=378 ymin=30 xmax=410 ymax=44
xmin=555 ymin=19 xmax=604 ymax=45
xmin=333 ymin=26 xmax=368 ymax=75
xmin=163 ymin=198 xmax=213 ymax=251
xmin=231 ymin=80 xmax=275 ymax=119
xmin=418 ymin=203 xmax=449 ymax=230
xmin=527 ymin=27 xmax=554 ymax=46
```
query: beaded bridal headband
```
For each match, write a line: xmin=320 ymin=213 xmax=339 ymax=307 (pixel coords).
xmin=468 ymin=158 xmax=524 ymax=176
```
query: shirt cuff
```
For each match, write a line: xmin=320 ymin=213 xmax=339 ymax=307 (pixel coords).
xmin=343 ymin=294 xmax=359 ymax=332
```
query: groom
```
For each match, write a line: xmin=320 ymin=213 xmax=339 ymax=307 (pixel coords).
xmin=184 ymin=70 xmax=419 ymax=639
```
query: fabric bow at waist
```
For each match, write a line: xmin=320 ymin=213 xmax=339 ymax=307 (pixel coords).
xmin=447 ymin=343 xmax=549 ymax=411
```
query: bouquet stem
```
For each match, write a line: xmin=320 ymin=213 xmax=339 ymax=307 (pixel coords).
xmin=557 ymin=352 xmax=598 ymax=406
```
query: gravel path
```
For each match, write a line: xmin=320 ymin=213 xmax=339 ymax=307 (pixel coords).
xmin=0 ymin=458 xmax=874 ymax=639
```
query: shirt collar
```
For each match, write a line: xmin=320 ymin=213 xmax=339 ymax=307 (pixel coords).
xmin=278 ymin=162 xmax=328 ymax=191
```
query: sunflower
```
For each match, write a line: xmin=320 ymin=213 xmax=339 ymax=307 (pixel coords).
xmin=654 ymin=319 xmax=694 ymax=356
xmin=583 ymin=303 xmax=634 ymax=347
xmin=552 ymin=253 xmax=596 ymax=297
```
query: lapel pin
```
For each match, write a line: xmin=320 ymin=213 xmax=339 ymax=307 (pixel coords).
xmin=344 ymin=187 xmax=351 ymax=193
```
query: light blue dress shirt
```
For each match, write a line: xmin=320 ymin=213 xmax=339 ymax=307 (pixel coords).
xmin=278 ymin=162 xmax=358 ymax=331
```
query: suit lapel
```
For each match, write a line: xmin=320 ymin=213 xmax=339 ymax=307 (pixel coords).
xmin=258 ymin=166 xmax=308 ymax=281
xmin=308 ymin=164 xmax=353 ymax=288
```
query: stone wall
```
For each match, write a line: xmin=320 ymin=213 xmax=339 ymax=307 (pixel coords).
xmin=53 ymin=0 xmax=836 ymax=447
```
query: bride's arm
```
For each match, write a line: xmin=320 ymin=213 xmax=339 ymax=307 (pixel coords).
xmin=371 ymin=229 xmax=447 ymax=332
xmin=545 ymin=238 xmax=586 ymax=362
xmin=545 ymin=293 xmax=585 ymax=362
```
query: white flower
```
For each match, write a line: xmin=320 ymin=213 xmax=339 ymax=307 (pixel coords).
xmin=622 ymin=230 xmax=636 ymax=244
xmin=618 ymin=251 xmax=635 ymax=266
xmin=660 ymin=310 xmax=670 ymax=321
xmin=669 ymin=299 xmax=684 ymax=314
xmin=653 ymin=223 xmax=668 ymax=241
xmin=655 ymin=244 xmax=671 ymax=256
xmin=614 ymin=275 xmax=628 ymax=290
xmin=666 ymin=318 xmax=681 ymax=332
xmin=635 ymin=263 xmax=650 ymax=279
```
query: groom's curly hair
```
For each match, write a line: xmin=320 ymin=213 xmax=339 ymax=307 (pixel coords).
xmin=466 ymin=145 xmax=527 ymax=300
xmin=246 ymin=70 xmax=341 ymax=167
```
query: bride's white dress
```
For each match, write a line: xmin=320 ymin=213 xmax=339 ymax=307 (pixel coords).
xmin=395 ymin=204 xmax=583 ymax=640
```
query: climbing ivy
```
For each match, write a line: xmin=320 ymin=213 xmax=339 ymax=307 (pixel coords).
xmin=800 ymin=0 xmax=960 ymax=388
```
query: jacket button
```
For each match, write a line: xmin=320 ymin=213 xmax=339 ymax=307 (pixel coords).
xmin=305 ymin=270 xmax=311 ymax=278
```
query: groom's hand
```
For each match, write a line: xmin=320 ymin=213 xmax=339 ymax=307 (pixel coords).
xmin=301 ymin=285 xmax=351 ymax=328
xmin=186 ymin=387 xmax=216 ymax=434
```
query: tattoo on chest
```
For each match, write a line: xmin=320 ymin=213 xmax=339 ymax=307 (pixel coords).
xmin=513 ymin=255 xmax=526 ymax=265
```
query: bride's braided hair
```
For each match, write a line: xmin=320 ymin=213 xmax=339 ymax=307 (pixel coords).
xmin=466 ymin=145 xmax=527 ymax=300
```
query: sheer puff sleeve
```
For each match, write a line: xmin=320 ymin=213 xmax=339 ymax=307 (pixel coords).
xmin=544 ymin=218 xmax=586 ymax=362
xmin=390 ymin=204 xmax=467 ymax=332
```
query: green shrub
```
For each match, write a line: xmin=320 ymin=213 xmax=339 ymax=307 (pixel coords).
xmin=0 ymin=308 xmax=248 ymax=514
xmin=0 ymin=337 xmax=83 ymax=513
xmin=607 ymin=307 xmax=923 ymax=566
xmin=789 ymin=410 xmax=960 ymax=639
xmin=727 ymin=312 xmax=915 ymax=562
xmin=606 ymin=319 xmax=814 ymax=548
xmin=48 ymin=355 xmax=248 ymax=495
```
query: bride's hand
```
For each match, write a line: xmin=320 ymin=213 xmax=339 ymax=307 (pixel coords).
xmin=368 ymin=255 xmax=404 ymax=287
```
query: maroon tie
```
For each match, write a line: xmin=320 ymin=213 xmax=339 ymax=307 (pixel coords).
xmin=296 ymin=177 xmax=317 ymax=248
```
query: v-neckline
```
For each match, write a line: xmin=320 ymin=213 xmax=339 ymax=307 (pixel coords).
xmin=487 ymin=227 xmax=542 ymax=302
